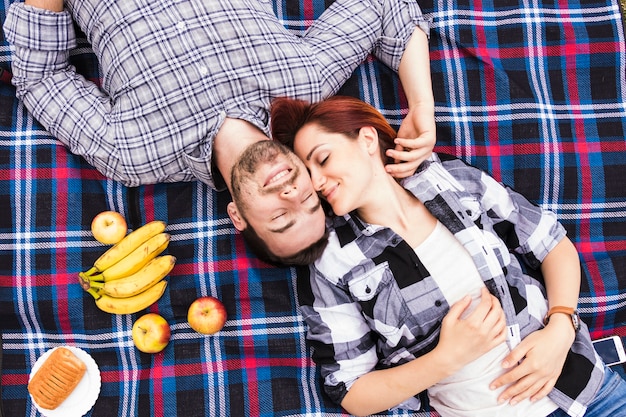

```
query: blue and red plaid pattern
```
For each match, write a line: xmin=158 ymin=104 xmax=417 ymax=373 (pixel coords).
xmin=1 ymin=1 xmax=625 ymax=417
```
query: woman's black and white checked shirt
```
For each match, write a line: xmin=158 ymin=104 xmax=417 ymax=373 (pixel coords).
xmin=298 ymin=153 xmax=604 ymax=416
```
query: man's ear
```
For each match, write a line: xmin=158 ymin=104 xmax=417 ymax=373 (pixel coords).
xmin=227 ymin=202 xmax=247 ymax=231
xmin=359 ymin=126 xmax=380 ymax=155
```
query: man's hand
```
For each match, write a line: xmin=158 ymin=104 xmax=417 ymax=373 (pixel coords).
xmin=385 ymin=106 xmax=436 ymax=179
xmin=489 ymin=315 xmax=575 ymax=405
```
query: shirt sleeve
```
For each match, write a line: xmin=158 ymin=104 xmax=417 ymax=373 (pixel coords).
xmin=4 ymin=3 xmax=123 ymax=182
xmin=302 ymin=0 xmax=430 ymax=98
xmin=439 ymin=155 xmax=567 ymax=268
xmin=478 ymin=171 xmax=567 ymax=267
xmin=371 ymin=0 xmax=431 ymax=72
xmin=297 ymin=263 xmax=379 ymax=406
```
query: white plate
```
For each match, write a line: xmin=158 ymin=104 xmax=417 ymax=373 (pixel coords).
xmin=29 ymin=346 xmax=101 ymax=417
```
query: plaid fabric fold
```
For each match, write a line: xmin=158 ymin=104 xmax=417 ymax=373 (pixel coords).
xmin=1 ymin=0 xmax=625 ymax=416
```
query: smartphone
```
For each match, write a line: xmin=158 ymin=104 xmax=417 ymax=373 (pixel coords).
xmin=592 ymin=336 xmax=626 ymax=366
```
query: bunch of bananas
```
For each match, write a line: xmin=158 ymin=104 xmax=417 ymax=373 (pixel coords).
xmin=79 ymin=220 xmax=176 ymax=315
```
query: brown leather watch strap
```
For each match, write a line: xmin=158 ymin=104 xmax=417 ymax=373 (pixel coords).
xmin=544 ymin=306 xmax=577 ymax=327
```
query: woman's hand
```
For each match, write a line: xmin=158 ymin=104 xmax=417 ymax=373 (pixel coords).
xmin=434 ymin=288 xmax=507 ymax=375
xmin=341 ymin=287 xmax=506 ymax=417
xmin=489 ymin=314 xmax=575 ymax=405
xmin=385 ymin=107 xmax=436 ymax=179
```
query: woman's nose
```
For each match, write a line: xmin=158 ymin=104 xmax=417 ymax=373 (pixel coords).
xmin=312 ymin=174 xmax=325 ymax=192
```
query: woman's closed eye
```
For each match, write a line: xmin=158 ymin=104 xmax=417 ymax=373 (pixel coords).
xmin=312 ymin=149 xmax=330 ymax=167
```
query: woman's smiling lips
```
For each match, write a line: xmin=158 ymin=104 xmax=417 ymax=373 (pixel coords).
xmin=322 ymin=183 xmax=338 ymax=201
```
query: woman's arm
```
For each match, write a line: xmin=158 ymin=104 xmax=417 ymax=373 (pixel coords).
xmin=490 ymin=237 xmax=580 ymax=405
xmin=342 ymin=288 xmax=507 ymax=416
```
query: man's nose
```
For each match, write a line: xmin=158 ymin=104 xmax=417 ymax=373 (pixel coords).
xmin=281 ymin=184 xmax=300 ymax=198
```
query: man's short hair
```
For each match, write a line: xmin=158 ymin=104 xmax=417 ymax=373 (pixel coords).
xmin=239 ymin=222 xmax=329 ymax=266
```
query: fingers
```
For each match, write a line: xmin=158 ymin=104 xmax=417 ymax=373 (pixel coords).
xmin=529 ymin=379 xmax=556 ymax=402
xmin=500 ymin=343 xmax=527 ymax=369
xmin=385 ymin=142 xmax=429 ymax=163
xmin=464 ymin=288 xmax=506 ymax=347
xmin=465 ymin=287 xmax=497 ymax=322
xmin=497 ymin=373 xmax=557 ymax=406
xmin=458 ymin=289 xmax=506 ymax=341
xmin=445 ymin=295 xmax=473 ymax=321
xmin=385 ymin=160 xmax=420 ymax=178
xmin=384 ymin=136 xmax=432 ymax=178
xmin=491 ymin=330 xmax=564 ymax=406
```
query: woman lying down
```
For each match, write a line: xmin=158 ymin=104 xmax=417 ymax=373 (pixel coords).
xmin=267 ymin=96 xmax=626 ymax=417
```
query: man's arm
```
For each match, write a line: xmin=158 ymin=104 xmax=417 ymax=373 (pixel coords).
xmin=386 ymin=27 xmax=437 ymax=178
xmin=4 ymin=2 xmax=121 ymax=182
xmin=302 ymin=0 xmax=435 ymax=179
xmin=25 ymin=0 xmax=63 ymax=12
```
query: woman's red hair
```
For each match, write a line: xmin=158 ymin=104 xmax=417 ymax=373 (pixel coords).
xmin=270 ymin=96 xmax=397 ymax=164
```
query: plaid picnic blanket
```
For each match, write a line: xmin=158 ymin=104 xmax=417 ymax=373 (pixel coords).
xmin=1 ymin=0 xmax=625 ymax=416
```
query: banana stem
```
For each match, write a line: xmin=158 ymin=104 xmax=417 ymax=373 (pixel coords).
xmin=89 ymin=281 xmax=104 ymax=290
xmin=82 ymin=266 xmax=99 ymax=277
xmin=78 ymin=272 xmax=91 ymax=290
xmin=85 ymin=287 xmax=102 ymax=300
xmin=87 ymin=272 xmax=105 ymax=283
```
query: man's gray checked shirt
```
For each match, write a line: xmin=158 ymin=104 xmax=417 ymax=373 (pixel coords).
xmin=4 ymin=0 xmax=428 ymax=188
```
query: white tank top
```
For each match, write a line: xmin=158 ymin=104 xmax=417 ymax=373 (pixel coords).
xmin=413 ymin=221 xmax=558 ymax=417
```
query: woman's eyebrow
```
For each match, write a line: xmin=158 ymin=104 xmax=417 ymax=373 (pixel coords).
xmin=306 ymin=144 xmax=325 ymax=161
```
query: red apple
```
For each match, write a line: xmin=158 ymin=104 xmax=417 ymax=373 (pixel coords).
xmin=132 ymin=313 xmax=171 ymax=353
xmin=187 ymin=296 xmax=227 ymax=335
xmin=91 ymin=211 xmax=127 ymax=244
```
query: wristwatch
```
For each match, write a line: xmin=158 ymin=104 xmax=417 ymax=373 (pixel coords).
xmin=543 ymin=306 xmax=581 ymax=332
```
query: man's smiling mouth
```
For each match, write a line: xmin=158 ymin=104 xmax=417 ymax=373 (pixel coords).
xmin=264 ymin=163 xmax=295 ymax=187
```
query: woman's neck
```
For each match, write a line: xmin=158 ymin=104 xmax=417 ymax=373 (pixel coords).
xmin=356 ymin=175 xmax=416 ymax=227
xmin=355 ymin=174 xmax=437 ymax=247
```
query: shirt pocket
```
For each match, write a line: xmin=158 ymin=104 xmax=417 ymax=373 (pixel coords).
xmin=348 ymin=263 xmax=392 ymax=302
xmin=347 ymin=264 xmax=410 ymax=336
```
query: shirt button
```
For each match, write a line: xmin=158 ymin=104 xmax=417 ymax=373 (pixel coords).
xmin=435 ymin=300 xmax=442 ymax=307
xmin=198 ymin=66 xmax=208 ymax=76
xmin=176 ymin=21 xmax=186 ymax=31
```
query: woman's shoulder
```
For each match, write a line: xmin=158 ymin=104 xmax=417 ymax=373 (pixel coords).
xmin=405 ymin=152 xmax=494 ymax=194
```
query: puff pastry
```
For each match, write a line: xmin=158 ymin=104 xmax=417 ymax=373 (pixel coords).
xmin=28 ymin=347 xmax=87 ymax=410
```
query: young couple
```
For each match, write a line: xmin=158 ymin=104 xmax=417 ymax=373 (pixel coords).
xmin=228 ymin=95 xmax=626 ymax=417
xmin=9 ymin=0 xmax=626 ymax=414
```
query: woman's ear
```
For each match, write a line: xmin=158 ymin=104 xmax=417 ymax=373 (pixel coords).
xmin=358 ymin=126 xmax=380 ymax=155
xmin=227 ymin=202 xmax=247 ymax=231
